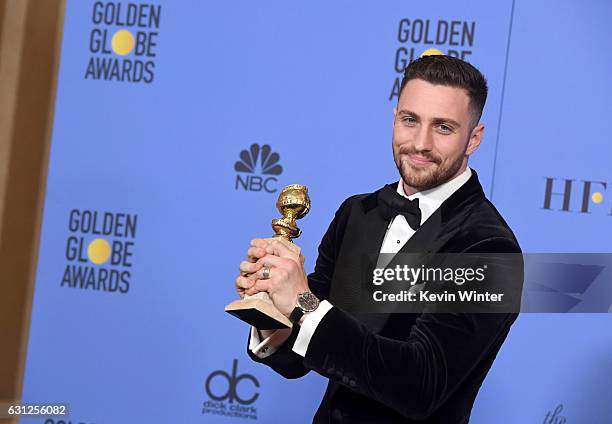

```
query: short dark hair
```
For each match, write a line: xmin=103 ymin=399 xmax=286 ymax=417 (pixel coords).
xmin=399 ymin=55 xmax=488 ymax=126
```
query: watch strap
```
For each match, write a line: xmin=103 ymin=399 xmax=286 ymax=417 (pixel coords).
xmin=289 ymin=306 xmax=304 ymax=324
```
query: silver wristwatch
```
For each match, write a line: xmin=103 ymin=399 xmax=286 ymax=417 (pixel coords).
xmin=289 ymin=292 xmax=320 ymax=324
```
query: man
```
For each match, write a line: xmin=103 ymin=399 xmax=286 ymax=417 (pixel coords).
xmin=235 ymin=55 xmax=522 ymax=423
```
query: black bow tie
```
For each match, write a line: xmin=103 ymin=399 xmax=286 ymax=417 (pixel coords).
xmin=377 ymin=183 xmax=422 ymax=230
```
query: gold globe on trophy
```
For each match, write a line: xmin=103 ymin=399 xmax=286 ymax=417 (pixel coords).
xmin=225 ymin=184 xmax=311 ymax=329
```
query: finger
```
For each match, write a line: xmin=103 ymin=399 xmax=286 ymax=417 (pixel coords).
xmin=247 ymin=246 xmax=267 ymax=262
xmin=245 ymin=279 xmax=271 ymax=296
xmin=249 ymin=264 xmax=276 ymax=281
xmin=235 ymin=278 xmax=251 ymax=300
xmin=266 ymin=239 xmax=298 ymax=260
xmin=235 ymin=275 xmax=255 ymax=291
xmin=255 ymin=254 xmax=287 ymax=269
xmin=250 ymin=238 xmax=269 ymax=249
xmin=240 ymin=260 xmax=263 ymax=276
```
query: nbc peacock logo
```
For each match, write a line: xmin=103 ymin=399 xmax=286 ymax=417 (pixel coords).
xmin=234 ymin=143 xmax=283 ymax=193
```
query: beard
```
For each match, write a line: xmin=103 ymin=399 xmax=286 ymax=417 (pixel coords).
xmin=393 ymin=143 xmax=467 ymax=192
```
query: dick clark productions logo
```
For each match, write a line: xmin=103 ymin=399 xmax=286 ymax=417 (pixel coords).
xmin=234 ymin=143 xmax=283 ymax=193
xmin=85 ymin=1 xmax=161 ymax=83
xmin=62 ymin=209 xmax=137 ymax=294
xmin=202 ymin=359 xmax=259 ymax=420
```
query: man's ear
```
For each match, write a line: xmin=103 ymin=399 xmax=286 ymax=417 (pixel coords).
xmin=392 ymin=106 xmax=397 ymax=128
xmin=466 ymin=123 xmax=484 ymax=155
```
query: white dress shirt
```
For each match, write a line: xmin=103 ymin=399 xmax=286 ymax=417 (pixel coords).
xmin=250 ymin=167 xmax=473 ymax=358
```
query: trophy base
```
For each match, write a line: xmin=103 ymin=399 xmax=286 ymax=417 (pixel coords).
xmin=225 ymin=294 xmax=293 ymax=330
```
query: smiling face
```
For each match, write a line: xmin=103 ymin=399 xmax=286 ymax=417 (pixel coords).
xmin=392 ymin=78 xmax=484 ymax=196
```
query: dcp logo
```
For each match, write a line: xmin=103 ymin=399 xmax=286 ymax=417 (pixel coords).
xmin=205 ymin=359 xmax=260 ymax=405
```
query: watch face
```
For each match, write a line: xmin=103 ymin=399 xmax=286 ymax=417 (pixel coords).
xmin=298 ymin=292 xmax=319 ymax=312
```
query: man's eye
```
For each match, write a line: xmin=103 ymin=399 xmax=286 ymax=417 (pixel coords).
xmin=438 ymin=124 xmax=452 ymax=133
xmin=402 ymin=116 xmax=416 ymax=124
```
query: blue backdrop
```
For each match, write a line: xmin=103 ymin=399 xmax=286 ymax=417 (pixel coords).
xmin=21 ymin=1 xmax=612 ymax=423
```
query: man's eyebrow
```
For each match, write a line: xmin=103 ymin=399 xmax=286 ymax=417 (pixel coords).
xmin=431 ymin=117 xmax=461 ymax=128
xmin=397 ymin=109 xmax=461 ymax=128
xmin=397 ymin=109 xmax=418 ymax=117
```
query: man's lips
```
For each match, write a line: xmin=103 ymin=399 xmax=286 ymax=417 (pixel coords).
xmin=407 ymin=154 xmax=436 ymax=166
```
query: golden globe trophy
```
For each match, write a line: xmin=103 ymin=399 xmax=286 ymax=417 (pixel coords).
xmin=225 ymin=184 xmax=311 ymax=329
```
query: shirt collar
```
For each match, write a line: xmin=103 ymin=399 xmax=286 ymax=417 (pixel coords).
xmin=397 ymin=166 xmax=472 ymax=225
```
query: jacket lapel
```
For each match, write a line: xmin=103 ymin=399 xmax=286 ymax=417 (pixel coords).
xmin=393 ymin=169 xmax=485 ymax=257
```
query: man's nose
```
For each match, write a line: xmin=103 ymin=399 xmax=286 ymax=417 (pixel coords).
xmin=413 ymin=126 xmax=433 ymax=151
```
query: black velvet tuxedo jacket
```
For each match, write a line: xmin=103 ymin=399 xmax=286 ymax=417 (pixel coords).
xmin=247 ymin=169 xmax=523 ymax=424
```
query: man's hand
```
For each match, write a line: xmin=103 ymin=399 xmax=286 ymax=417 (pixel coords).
xmin=235 ymin=238 xmax=311 ymax=318
xmin=234 ymin=239 xmax=265 ymax=300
